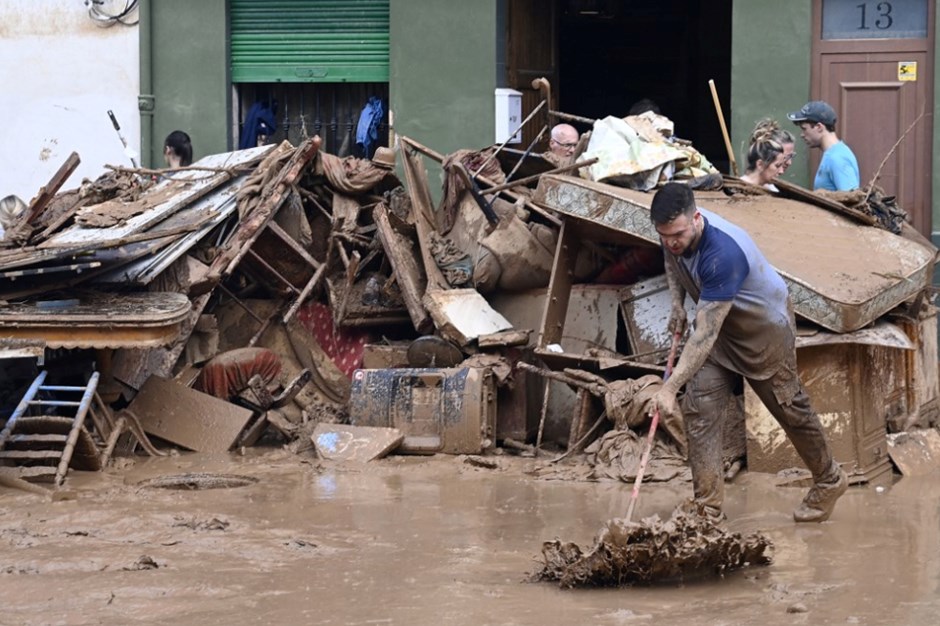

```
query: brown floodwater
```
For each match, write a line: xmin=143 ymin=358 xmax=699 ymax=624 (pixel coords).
xmin=0 ymin=449 xmax=938 ymax=625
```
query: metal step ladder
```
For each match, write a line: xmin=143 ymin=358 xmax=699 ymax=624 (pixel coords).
xmin=0 ymin=370 xmax=99 ymax=485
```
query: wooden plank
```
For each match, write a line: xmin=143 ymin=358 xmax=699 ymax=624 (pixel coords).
xmin=373 ymin=202 xmax=432 ymax=332
xmin=12 ymin=466 xmax=57 ymax=478
xmin=8 ymin=434 xmax=69 ymax=446
xmin=192 ymin=138 xmax=321 ymax=295
xmin=333 ymin=192 xmax=361 ymax=233
xmin=129 ymin=376 xmax=254 ymax=453
xmin=1 ymin=152 xmax=80 ymax=246
xmin=25 ymin=152 xmax=81 ymax=225
xmin=478 ymin=329 xmax=531 ymax=348
xmin=42 ymin=145 xmax=273 ymax=248
xmin=399 ymin=141 xmax=449 ymax=290
xmin=538 ymin=219 xmax=577 ymax=347
xmin=311 ymin=423 xmax=403 ymax=462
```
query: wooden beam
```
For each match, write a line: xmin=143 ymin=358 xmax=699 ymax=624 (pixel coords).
xmin=374 ymin=202 xmax=432 ymax=332
xmin=192 ymin=136 xmax=321 ymax=295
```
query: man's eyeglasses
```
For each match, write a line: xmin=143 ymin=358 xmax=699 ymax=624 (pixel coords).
xmin=551 ymin=138 xmax=578 ymax=149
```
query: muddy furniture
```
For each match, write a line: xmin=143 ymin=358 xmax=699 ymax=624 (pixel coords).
xmin=532 ymin=199 xmax=666 ymax=382
xmin=0 ymin=292 xmax=192 ymax=349
xmin=230 ymin=368 xmax=313 ymax=448
xmin=129 ymin=376 xmax=255 ymax=452
xmin=745 ymin=322 xmax=924 ymax=483
xmin=347 ymin=367 xmax=496 ymax=454
xmin=534 ymin=174 xmax=936 ymax=333
xmin=527 ymin=215 xmax=665 ymax=450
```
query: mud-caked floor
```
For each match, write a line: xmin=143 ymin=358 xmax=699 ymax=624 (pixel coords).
xmin=1 ymin=449 xmax=938 ymax=626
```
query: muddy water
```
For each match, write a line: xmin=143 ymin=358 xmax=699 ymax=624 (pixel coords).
xmin=1 ymin=450 xmax=938 ymax=625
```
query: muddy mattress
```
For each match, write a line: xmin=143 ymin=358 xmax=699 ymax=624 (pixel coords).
xmin=534 ymin=175 xmax=935 ymax=333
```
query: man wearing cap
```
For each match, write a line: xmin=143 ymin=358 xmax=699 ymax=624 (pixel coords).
xmin=787 ymin=100 xmax=860 ymax=192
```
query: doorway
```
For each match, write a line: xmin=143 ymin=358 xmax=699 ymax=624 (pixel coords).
xmin=812 ymin=0 xmax=935 ymax=235
xmin=506 ymin=0 xmax=734 ymax=172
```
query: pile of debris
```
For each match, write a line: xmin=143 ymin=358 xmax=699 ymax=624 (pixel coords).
xmin=531 ymin=506 xmax=773 ymax=588
xmin=1 ymin=102 xmax=938 ymax=489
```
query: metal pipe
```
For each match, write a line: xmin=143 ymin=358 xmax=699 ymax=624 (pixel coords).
xmin=549 ymin=110 xmax=595 ymax=125
xmin=472 ymin=100 xmax=546 ymax=178
xmin=138 ymin=0 xmax=153 ymax=167
xmin=504 ymin=125 xmax=549 ymax=182
xmin=485 ymin=157 xmax=597 ymax=194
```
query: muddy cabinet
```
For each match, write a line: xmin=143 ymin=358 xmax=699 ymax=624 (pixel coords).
xmin=348 ymin=368 xmax=496 ymax=454
xmin=745 ymin=341 xmax=903 ymax=482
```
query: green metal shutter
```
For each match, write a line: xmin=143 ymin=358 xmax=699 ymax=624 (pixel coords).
xmin=230 ymin=0 xmax=389 ymax=83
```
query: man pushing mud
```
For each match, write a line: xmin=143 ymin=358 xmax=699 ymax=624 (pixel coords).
xmin=648 ymin=183 xmax=847 ymax=523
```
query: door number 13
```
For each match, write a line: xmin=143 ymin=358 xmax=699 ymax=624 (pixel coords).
xmin=858 ymin=2 xmax=894 ymax=30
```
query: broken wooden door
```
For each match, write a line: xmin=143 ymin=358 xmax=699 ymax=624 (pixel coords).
xmin=811 ymin=0 xmax=935 ymax=235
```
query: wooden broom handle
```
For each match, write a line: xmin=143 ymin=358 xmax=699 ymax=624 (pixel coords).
xmin=708 ymin=79 xmax=739 ymax=177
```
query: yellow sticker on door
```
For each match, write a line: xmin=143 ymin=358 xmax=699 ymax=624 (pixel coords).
xmin=898 ymin=62 xmax=917 ymax=82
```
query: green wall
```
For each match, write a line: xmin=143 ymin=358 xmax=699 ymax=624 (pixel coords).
xmin=933 ymin=5 xmax=940 ymax=240
xmin=731 ymin=0 xmax=814 ymax=188
xmin=390 ymin=0 xmax=498 ymax=201
xmin=143 ymin=0 xmax=229 ymax=167
xmin=734 ymin=0 xmax=940 ymax=238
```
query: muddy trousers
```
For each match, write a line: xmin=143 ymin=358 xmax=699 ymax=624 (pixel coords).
xmin=681 ymin=358 xmax=840 ymax=512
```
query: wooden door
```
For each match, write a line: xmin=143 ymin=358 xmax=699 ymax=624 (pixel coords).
xmin=812 ymin=0 xmax=934 ymax=235
xmin=506 ymin=0 xmax=558 ymax=149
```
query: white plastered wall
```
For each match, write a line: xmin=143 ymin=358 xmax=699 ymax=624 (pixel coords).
xmin=0 ymin=0 xmax=139 ymax=204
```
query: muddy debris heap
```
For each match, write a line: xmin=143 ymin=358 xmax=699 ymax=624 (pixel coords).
xmin=0 ymin=105 xmax=937 ymax=498
xmin=532 ymin=506 xmax=774 ymax=588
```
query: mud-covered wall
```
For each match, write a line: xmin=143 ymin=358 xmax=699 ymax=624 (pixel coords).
xmin=0 ymin=0 xmax=140 ymax=203
xmin=390 ymin=0 xmax=498 ymax=203
xmin=730 ymin=0 xmax=813 ymax=189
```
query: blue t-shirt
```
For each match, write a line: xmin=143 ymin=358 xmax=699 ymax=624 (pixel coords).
xmin=814 ymin=141 xmax=860 ymax=192
xmin=673 ymin=210 xmax=793 ymax=378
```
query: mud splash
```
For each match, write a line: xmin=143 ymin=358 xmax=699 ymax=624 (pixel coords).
xmin=532 ymin=506 xmax=773 ymax=587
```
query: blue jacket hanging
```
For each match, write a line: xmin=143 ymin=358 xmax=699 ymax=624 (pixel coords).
xmin=240 ymin=101 xmax=278 ymax=150
xmin=355 ymin=96 xmax=384 ymax=158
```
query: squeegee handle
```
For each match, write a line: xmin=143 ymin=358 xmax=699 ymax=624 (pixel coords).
xmin=108 ymin=110 xmax=121 ymax=131
xmin=625 ymin=409 xmax=660 ymax=521
xmin=624 ymin=330 xmax=682 ymax=522
xmin=664 ymin=330 xmax=681 ymax=381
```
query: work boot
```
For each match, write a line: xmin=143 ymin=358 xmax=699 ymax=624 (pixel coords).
xmin=793 ymin=467 xmax=848 ymax=523
xmin=678 ymin=499 xmax=726 ymax=524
